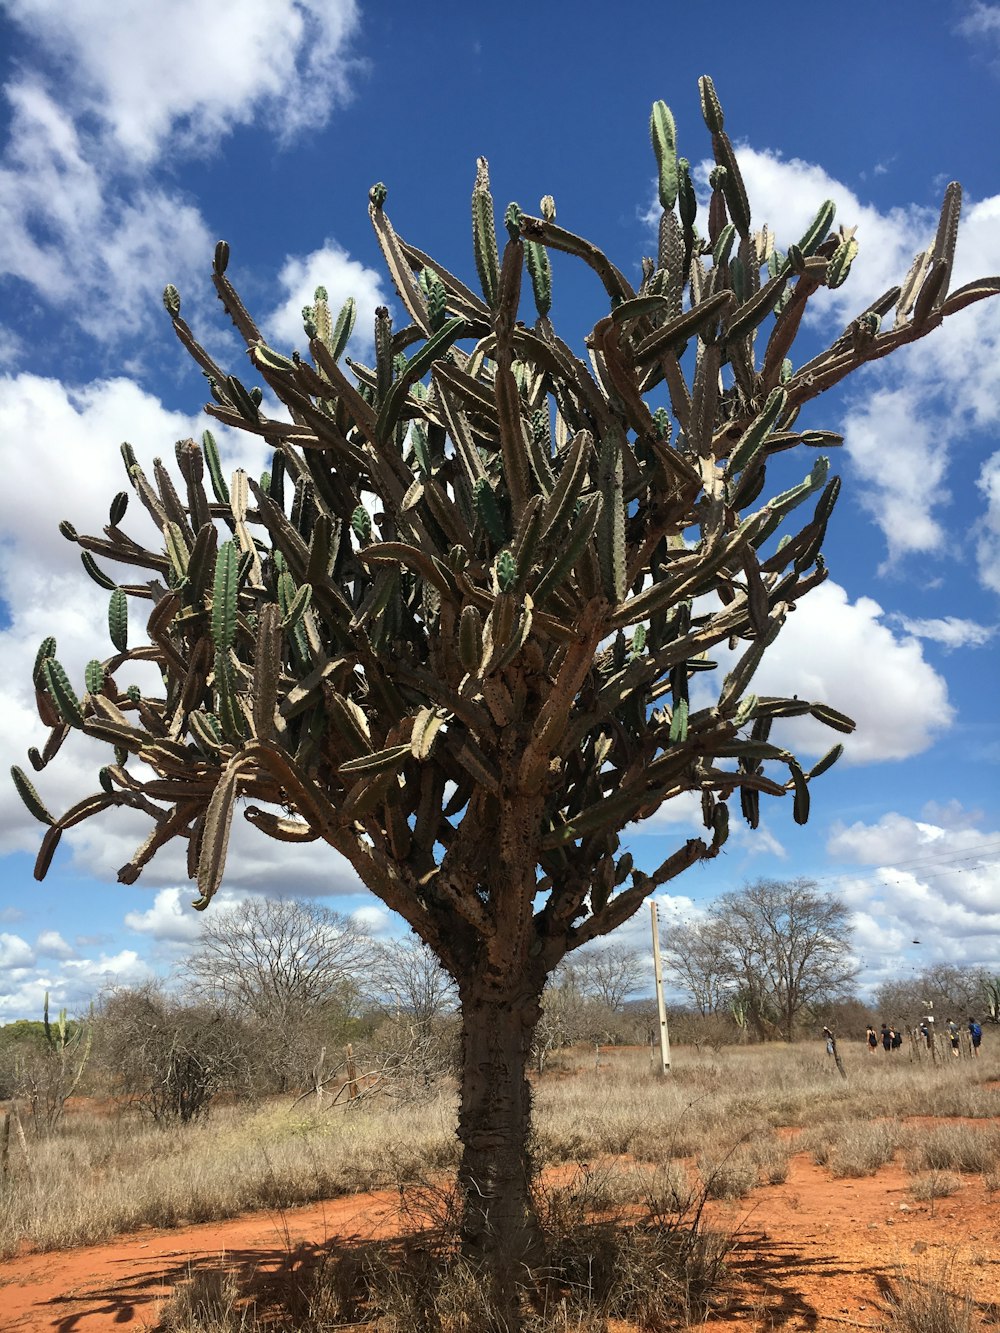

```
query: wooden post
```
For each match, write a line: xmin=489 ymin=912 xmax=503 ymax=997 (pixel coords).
xmin=345 ymin=1043 xmax=357 ymax=1101
xmin=650 ymin=900 xmax=671 ymax=1076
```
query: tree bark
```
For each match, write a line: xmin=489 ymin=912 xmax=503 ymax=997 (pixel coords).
xmin=456 ymin=981 xmax=545 ymax=1319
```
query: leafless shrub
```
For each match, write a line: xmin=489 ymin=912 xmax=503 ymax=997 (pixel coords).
xmin=697 ymin=1148 xmax=759 ymax=1200
xmin=907 ymin=1124 xmax=1000 ymax=1175
xmin=96 ymin=983 xmax=253 ymax=1122
xmin=157 ymin=1266 xmax=262 ymax=1332
xmin=909 ymin=1172 xmax=962 ymax=1204
xmin=880 ymin=1267 xmax=977 ymax=1333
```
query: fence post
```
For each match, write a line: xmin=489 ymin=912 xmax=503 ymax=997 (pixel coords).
xmin=650 ymin=900 xmax=671 ymax=1076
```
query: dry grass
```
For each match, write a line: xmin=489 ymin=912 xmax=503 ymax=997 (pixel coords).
xmin=0 ymin=1095 xmax=459 ymax=1258
xmin=153 ymin=1164 xmax=730 ymax=1332
xmin=2 ymin=1041 xmax=998 ymax=1260
xmin=804 ymin=1118 xmax=908 ymax=1177
xmin=906 ymin=1123 xmax=1000 ymax=1175
xmin=158 ymin=1268 xmax=263 ymax=1332
xmin=880 ymin=1266 xmax=979 ymax=1333
xmin=909 ymin=1171 xmax=962 ymax=1203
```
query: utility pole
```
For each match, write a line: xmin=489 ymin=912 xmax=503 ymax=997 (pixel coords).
xmin=650 ymin=899 xmax=671 ymax=1076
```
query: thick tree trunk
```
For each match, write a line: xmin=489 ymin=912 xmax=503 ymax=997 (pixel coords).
xmin=456 ymin=982 xmax=545 ymax=1319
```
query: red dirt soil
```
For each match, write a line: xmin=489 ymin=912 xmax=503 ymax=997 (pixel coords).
xmin=1 ymin=1150 xmax=998 ymax=1332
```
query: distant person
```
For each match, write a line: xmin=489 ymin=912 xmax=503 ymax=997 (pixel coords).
xmin=946 ymin=1018 xmax=960 ymax=1057
xmin=890 ymin=1027 xmax=902 ymax=1052
xmin=823 ymin=1026 xmax=835 ymax=1056
xmin=866 ymin=1025 xmax=878 ymax=1054
xmin=919 ymin=1021 xmax=931 ymax=1048
xmin=881 ymin=1023 xmax=891 ymax=1052
xmin=968 ymin=1017 xmax=982 ymax=1058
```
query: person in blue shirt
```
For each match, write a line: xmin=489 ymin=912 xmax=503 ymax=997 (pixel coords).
xmin=968 ymin=1017 xmax=982 ymax=1058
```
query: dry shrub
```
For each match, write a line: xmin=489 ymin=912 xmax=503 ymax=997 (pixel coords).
xmin=157 ymin=1163 xmax=731 ymax=1332
xmin=697 ymin=1149 xmax=759 ymax=1200
xmin=909 ymin=1172 xmax=962 ymax=1203
xmin=157 ymin=1267 xmax=262 ymax=1332
xmin=881 ymin=1269 xmax=977 ymax=1333
xmin=907 ymin=1124 xmax=1000 ymax=1175
xmin=808 ymin=1120 xmax=905 ymax=1178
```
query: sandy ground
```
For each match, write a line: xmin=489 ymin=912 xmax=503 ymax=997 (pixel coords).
xmin=1 ymin=1149 xmax=998 ymax=1331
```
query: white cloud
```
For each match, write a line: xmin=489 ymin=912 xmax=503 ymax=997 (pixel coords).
xmin=0 ymin=932 xmax=35 ymax=970
xmin=265 ymin=241 xmax=387 ymax=359
xmin=840 ymin=388 xmax=949 ymax=562
xmin=2 ymin=0 xmax=362 ymax=164
xmin=36 ymin=929 xmax=75 ymax=959
xmin=351 ymin=905 xmax=393 ymax=935
xmin=0 ymin=81 xmax=213 ymax=341
xmin=716 ymin=580 xmax=953 ymax=763
xmin=890 ymin=614 xmax=996 ymax=649
xmin=825 ymin=805 xmax=1000 ymax=972
xmin=0 ymin=2 xmax=363 ymax=343
xmin=958 ymin=1 xmax=1000 ymax=44
xmin=977 ymin=450 xmax=1000 ymax=592
xmin=828 ymin=808 xmax=999 ymax=867
xmin=124 ymin=887 xmax=207 ymax=945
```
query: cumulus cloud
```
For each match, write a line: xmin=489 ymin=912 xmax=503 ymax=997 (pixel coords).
xmin=0 ymin=1 xmax=364 ymax=343
xmin=826 ymin=804 xmax=1000 ymax=972
xmin=1 ymin=0 xmax=362 ymax=164
xmin=123 ymin=886 xmax=208 ymax=945
xmin=0 ymin=932 xmax=35 ymax=970
xmin=709 ymin=580 xmax=953 ymax=763
xmin=36 ymin=930 xmax=75 ymax=959
xmin=0 ymin=80 xmax=213 ymax=342
xmin=889 ymin=614 xmax=995 ymax=649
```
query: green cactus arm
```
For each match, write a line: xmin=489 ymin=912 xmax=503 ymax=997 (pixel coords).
xmin=472 ymin=157 xmax=500 ymax=309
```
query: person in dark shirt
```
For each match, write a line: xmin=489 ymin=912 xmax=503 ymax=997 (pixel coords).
xmin=880 ymin=1023 xmax=891 ymax=1052
xmin=968 ymin=1017 xmax=982 ymax=1057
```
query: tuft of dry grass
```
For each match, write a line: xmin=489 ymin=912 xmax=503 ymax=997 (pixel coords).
xmin=697 ymin=1148 xmax=759 ymax=1201
xmin=880 ymin=1267 xmax=978 ymax=1333
xmin=157 ymin=1267 xmax=263 ymax=1332
xmin=907 ymin=1124 xmax=1000 ymax=1176
xmin=804 ymin=1119 xmax=907 ymax=1178
xmin=909 ymin=1171 xmax=962 ymax=1203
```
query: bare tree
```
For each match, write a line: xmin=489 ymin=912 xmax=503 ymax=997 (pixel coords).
xmin=662 ymin=919 xmax=732 ymax=1017
xmin=18 ymin=74 xmax=997 ymax=1317
xmin=97 ymin=982 xmax=252 ymax=1121
xmin=184 ymin=897 xmax=372 ymax=1021
xmin=182 ymin=898 xmax=374 ymax=1090
xmin=669 ymin=879 xmax=857 ymax=1041
xmin=369 ymin=936 xmax=457 ymax=1030
xmin=574 ymin=943 xmax=645 ymax=1012
xmin=875 ymin=964 xmax=990 ymax=1027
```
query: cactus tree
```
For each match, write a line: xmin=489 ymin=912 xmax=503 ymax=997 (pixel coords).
xmin=15 ymin=78 xmax=998 ymax=1315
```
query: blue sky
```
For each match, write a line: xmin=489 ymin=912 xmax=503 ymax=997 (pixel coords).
xmin=1 ymin=0 xmax=999 ymax=1020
